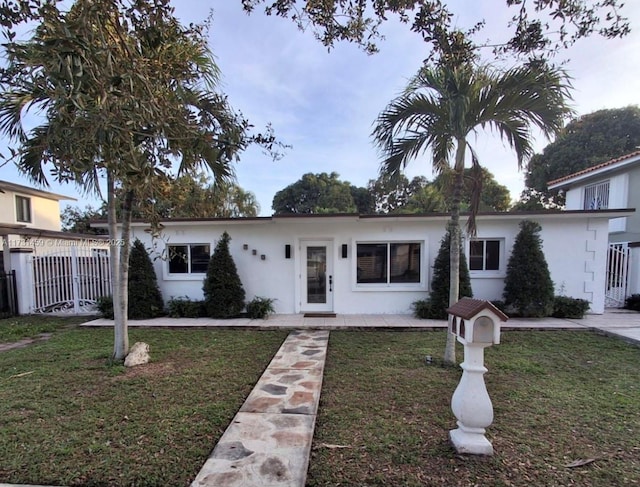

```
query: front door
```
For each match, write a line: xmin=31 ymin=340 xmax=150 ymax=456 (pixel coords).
xmin=301 ymin=240 xmax=334 ymax=313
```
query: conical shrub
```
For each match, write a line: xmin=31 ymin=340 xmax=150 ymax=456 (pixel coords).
xmin=128 ymin=238 xmax=165 ymax=319
xmin=503 ymin=220 xmax=554 ymax=317
xmin=428 ymin=229 xmax=473 ymax=319
xmin=203 ymin=231 xmax=245 ymax=318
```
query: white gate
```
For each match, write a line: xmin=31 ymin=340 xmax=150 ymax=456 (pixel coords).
xmin=31 ymin=247 xmax=111 ymax=314
xmin=605 ymin=242 xmax=630 ymax=308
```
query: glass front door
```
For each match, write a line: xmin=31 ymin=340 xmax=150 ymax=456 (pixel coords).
xmin=301 ymin=241 xmax=333 ymax=312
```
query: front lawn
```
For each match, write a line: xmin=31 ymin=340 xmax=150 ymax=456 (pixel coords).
xmin=0 ymin=326 xmax=287 ymax=486
xmin=0 ymin=315 xmax=90 ymax=342
xmin=308 ymin=330 xmax=640 ymax=487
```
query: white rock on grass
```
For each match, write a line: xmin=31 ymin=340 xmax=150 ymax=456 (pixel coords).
xmin=124 ymin=342 xmax=150 ymax=367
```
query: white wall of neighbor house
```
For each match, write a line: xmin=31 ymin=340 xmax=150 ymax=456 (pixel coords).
xmin=0 ymin=190 xmax=62 ymax=231
xmin=129 ymin=213 xmax=611 ymax=315
xmin=564 ymin=172 xmax=630 ymax=234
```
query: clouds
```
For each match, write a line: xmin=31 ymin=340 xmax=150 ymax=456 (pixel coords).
xmin=2 ymin=0 xmax=639 ymax=215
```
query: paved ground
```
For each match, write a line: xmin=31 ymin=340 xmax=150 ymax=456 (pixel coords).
xmin=81 ymin=309 xmax=640 ymax=343
xmin=2 ymin=310 xmax=638 ymax=487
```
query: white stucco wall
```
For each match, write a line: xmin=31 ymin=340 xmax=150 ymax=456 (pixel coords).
xmin=129 ymin=213 xmax=612 ymax=315
xmin=0 ymin=190 xmax=62 ymax=231
xmin=564 ymin=173 xmax=629 ymax=234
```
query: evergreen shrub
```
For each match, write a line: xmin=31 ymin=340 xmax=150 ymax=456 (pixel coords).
xmin=429 ymin=230 xmax=473 ymax=318
xmin=128 ymin=239 xmax=165 ymax=319
xmin=246 ymin=296 xmax=275 ymax=320
xmin=503 ymin=220 xmax=554 ymax=317
xmin=167 ymin=297 xmax=207 ymax=318
xmin=411 ymin=299 xmax=433 ymax=319
xmin=96 ymin=295 xmax=114 ymax=319
xmin=203 ymin=231 xmax=245 ymax=318
xmin=94 ymin=239 xmax=164 ymax=319
xmin=625 ymin=294 xmax=640 ymax=311
xmin=416 ymin=229 xmax=472 ymax=319
xmin=552 ymin=296 xmax=590 ymax=318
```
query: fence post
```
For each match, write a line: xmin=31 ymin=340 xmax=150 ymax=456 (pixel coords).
xmin=70 ymin=246 xmax=81 ymax=313
xmin=11 ymin=249 xmax=34 ymax=315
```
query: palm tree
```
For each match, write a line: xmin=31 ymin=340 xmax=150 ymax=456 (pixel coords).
xmin=372 ymin=61 xmax=572 ymax=364
xmin=0 ymin=0 xmax=258 ymax=360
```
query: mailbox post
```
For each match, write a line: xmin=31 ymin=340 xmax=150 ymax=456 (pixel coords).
xmin=447 ymin=298 xmax=508 ymax=455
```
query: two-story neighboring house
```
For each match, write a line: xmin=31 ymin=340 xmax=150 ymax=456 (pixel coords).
xmin=0 ymin=180 xmax=110 ymax=315
xmin=548 ymin=150 xmax=640 ymax=306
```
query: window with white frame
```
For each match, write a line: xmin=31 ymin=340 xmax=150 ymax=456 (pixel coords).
xmin=168 ymin=244 xmax=210 ymax=274
xmin=469 ymin=239 xmax=502 ymax=273
xmin=356 ymin=242 xmax=421 ymax=284
xmin=15 ymin=195 xmax=31 ymax=223
xmin=583 ymin=180 xmax=610 ymax=210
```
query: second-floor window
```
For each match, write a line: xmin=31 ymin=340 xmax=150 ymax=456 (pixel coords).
xmin=583 ymin=181 xmax=610 ymax=210
xmin=15 ymin=195 xmax=31 ymax=223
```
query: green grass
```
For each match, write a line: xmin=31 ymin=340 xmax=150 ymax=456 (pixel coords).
xmin=0 ymin=325 xmax=287 ymax=486
xmin=308 ymin=330 xmax=640 ymax=487
xmin=0 ymin=315 xmax=90 ymax=342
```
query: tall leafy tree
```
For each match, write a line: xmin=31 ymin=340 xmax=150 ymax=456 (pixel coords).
xmin=397 ymin=185 xmax=447 ymax=214
xmin=524 ymin=106 xmax=640 ymax=199
xmin=0 ymin=0 xmax=277 ymax=360
xmin=116 ymin=175 xmax=260 ymax=219
xmin=367 ymin=174 xmax=429 ymax=214
xmin=432 ymin=167 xmax=512 ymax=212
xmin=3 ymin=2 xmax=629 ymax=60
xmin=61 ymin=205 xmax=108 ymax=235
xmin=349 ymin=185 xmax=376 ymax=214
xmin=239 ymin=1 xmax=629 ymax=59
xmin=373 ymin=59 xmax=571 ymax=364
xmin=272 ymin=172 xmax=358 ymax=214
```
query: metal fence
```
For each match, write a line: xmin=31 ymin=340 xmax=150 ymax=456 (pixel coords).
xmin=31 ymin=248 xmax=111 ymax=314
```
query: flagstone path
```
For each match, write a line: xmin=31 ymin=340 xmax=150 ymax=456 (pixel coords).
xmin=190 ymin=329 xmax=329 ymax=487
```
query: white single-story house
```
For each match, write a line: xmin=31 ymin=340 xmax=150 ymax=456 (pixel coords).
xmin=118 ymin=209 xmax=633 ymax=315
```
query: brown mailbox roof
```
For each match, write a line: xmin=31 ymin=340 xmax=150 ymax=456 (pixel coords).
xmin=446 ymin=297 xmax=509 ymax=322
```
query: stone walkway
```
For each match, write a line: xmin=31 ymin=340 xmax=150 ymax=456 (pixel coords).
xmin=190 ymin=330 xmax=330 ymax=487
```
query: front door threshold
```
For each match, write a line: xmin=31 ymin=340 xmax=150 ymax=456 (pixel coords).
xmin=303 ymin=312 xmax=337 ymax=318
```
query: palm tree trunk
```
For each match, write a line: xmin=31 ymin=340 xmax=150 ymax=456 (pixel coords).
xmin=444 ymin=140 xmax=466 ymax=366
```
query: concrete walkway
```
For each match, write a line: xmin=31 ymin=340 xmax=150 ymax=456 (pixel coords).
xmin=82 ymin=310 xmax=640 ymax=344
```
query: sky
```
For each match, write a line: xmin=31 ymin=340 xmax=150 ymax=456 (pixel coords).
xmin=1 ymin=0 xmax=639 ymax=216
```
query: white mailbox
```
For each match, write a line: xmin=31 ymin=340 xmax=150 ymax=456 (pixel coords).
xmin=447 ymin=298 xmax=508 ymax=455
xmin=447 ymin=297 xmax=506 ymax=346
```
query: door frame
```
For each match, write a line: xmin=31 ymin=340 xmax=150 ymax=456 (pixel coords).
xmin=298 ymin=239 xmax=334 ymax=313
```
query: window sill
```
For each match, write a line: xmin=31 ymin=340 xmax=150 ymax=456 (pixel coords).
xmin=469 ymin=272 xmax=505 ymax=279
xmin=164 ymin=273 xmax=206 ymax=281
xmin=352 ymin=283 xmax=426 ymax=292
